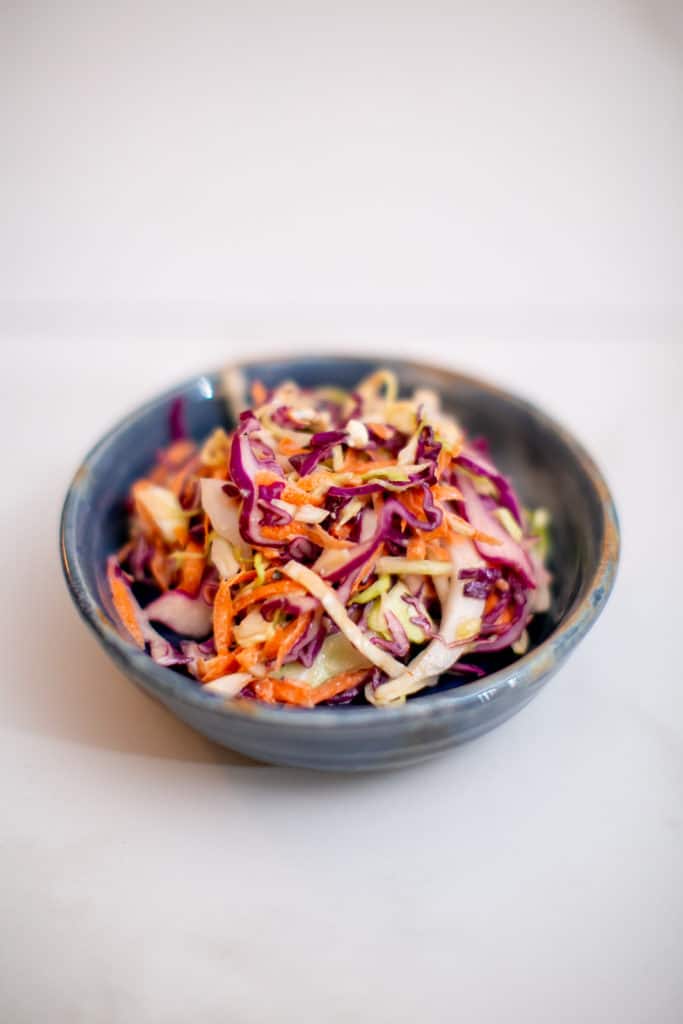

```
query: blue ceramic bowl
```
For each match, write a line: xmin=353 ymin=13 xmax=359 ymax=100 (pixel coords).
xmin=60 ymin=357 xmax=619 ymax=771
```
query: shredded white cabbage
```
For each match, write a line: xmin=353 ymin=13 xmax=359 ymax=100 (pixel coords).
xmin=200 ymin=478 xmax=251 ymax=559
xmin=369 ymin=542 xmax=485 ymax=705
xmin=281 ymin=561 xmax=405 ymax=678
xmin=133 ymin=483 xmax=188 ymax=546
xmin=375 ymin=557 xmax=453 ymax=576
xmin=203 ymin=672 xmax=254 ymax=698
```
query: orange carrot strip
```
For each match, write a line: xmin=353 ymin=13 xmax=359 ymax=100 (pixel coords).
xmin=251 ymin=380 xmax=268 ymax=405
xmin=254 ymin=668 xmax=371 ymax=707
xmin=350 ymin=543 xmax=385 ymax=594
xmin=232 ymin=579 xmax=305 ymax=615
xmin=309 ymin=669 xmax=371 ymax=705
xmin=425 ymin=542 xmax=452 ymax=562
xmin=252 ymin=678 xmax=276 ymax=702
xmin=197 ymin=653 xmax=239 ymax=683
xmin=178 ymin=540 xmax=206 ymax=597
xmin=254 ymin=470 xmax=281 ymax=486
xmin=260 ymin=522 xmax=352 ymax=550
xmin=252 ymin=472 xmax=325 ymax=508
xmin=281 ymin=486 xmax=324 ymax=507
xmin=107 ymin=561 xmax=145 ymax=649
xmin=225 ymin=569 xmax=258 ymax=589
xmin=150 ymin=546 xmax=173 ymax=590
xmin=235 ymin=646 xmax=265 ymax=672
xmin=261 ymin=611 xmax=313 ymax=670
xmin=431 ymin=483 xmax=463 ymax=502
xmin=213 ymin=580 xmax=235 ymax=655
xmin=436 ymin=446 xmax=452 ymax=480
xmin=277 ymin=436 xmax=307 ymax=456
xmin=367 ymin=423 xmax=393 ymax=441
xmin=406 ymin=535 xmax=427 ymax=559
xmin=293 ymin=471 xmax=327 ymax=491
xmin=341 ymin=452 xmax=397 ymax=473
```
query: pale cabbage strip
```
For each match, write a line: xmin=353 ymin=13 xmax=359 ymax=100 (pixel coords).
xmin=369 ymin=541 xmax=486 ymax=705
xmin=281 ymin=561 xmax=405 ymax=679
xmin=203 ymin=672 xmax=254 ymax=698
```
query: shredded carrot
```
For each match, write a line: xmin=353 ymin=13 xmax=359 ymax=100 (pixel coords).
xmin=436 ymin=446 xmax=452 ymax=480
xmin=107 ymin=562 xmax=145 ymax=649
xmin=293 ymin=470 xmax=330 ymax=492
xmin=232 ymin=579 xmax=305 ymax=615
xmin=197 ymin=653 xmax=239 ymax=683
xmin=260 ymin=522 xmax=352 ymax=550
xmin=262 ymin=611 xmax=314 ymax=670
xmin=254 ymin=470 xmax=281 ymax=486
xmin=277 ymin=436 xmax=307 ymax=456
xmin=251 ymin=380 xmax=268 ymax=405
xmin=425 ymin=541 xmax=452 ymax=562
xmin=310 ymin=669 xmax=371 ymax=704
xmin=150 ymin=546 xmax=172 ymax=590
xmin=499 ymin=604 xmax=514 ymax=626
xmin=484 ymin=592 xmax=499 ymax=616
xmin=225 ymin=569 xmax=258 ymax=589
xmin=473 ymin=529 xmax=503 ymax=546
xmin=431 ymin=483 xmax=463 ymax=502
xmin=213 ymin=580 xmax=235 ymax=655
xmin=253 ymin=471 xmax=325 ymax=508
xmin=350 ymin=543 xmax=385 ymax=593
xmin=341 ymin=452 xmax=397 ymax=473
xmin=281 ymin=485 xmax=324 ymax=507
xmin=254 ymin=668 xmax=371 ymax=707
xmin=406 ymin=535 xmax=427 ymax=559
xmin=178 ymin=540 xmax=205 ymax=597
xmin=250 ymin=546 xmax=282 ymax=562
xmin=252 ymin=678 xmax=276 ymax=702
xmin=235 ymin=646 xmax=265 ymax=672
xmin=367 ymin=422 xmax=393 ymax=441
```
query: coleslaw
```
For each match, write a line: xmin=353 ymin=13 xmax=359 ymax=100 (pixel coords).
xmin=107 ymin=369 xmax=551 ymax=707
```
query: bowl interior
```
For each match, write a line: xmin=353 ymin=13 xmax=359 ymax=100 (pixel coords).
xmin=64 ymin=356 xmax=607 ymax=703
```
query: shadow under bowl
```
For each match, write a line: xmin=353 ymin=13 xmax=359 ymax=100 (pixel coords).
xmin=60 ymin=356 xmax=619 ymax=771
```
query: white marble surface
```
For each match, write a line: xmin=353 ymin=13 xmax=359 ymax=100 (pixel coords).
xmin=2 ymin=3 xmax=682 ymax=1021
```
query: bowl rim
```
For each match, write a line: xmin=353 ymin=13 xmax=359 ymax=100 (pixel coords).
xmin=60 ymin=355 xmax=620 ymax=729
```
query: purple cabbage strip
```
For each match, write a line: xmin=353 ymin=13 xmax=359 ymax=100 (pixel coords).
xmin=416 ymin=425 xmax=441 ymax=480
xmin=475 ymin=604 xmax=530 ymax=652
xmin=456 ymin=473 xmax=535 ymax=589
xmin=366 ymin=424 xmax=407 ymax=455
xmin=446 ymin=661 xmax=487 ymax=678
xmin=229 ymin=412 xmax=288 ymax=546
xmin=368 ymin=667 xmax=387 ymax=691
xmin=260 ymin=595 xmax=320 ymax=621
xmin=325 ymin=687 xmax=360 ymax=705
xmin=401 ymin=593 xmax=435 ymax=636
xmin=289 ymin=429 xmax=347 ymax=477
xmin=456 ymin=446 xmax=523 ymax=525
xmin=323 ymin=488 xmax=441 ymax=586
xmin=371 ymin=610 xmax=410 ymax=657
xmin=326 ymin=464 xmax=432 ymax=499
xmin=285 ymin=537 xmax=321 ymax=563
xmin=459 ymin=566 xmax=502 ymax=601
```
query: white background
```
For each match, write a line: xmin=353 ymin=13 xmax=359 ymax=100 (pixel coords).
xmin=1 ymin=3 xmax=682 ymax=1022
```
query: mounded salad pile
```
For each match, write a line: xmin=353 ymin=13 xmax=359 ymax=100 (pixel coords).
xmin=108 ymin=370 xmax=551 ymax=707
